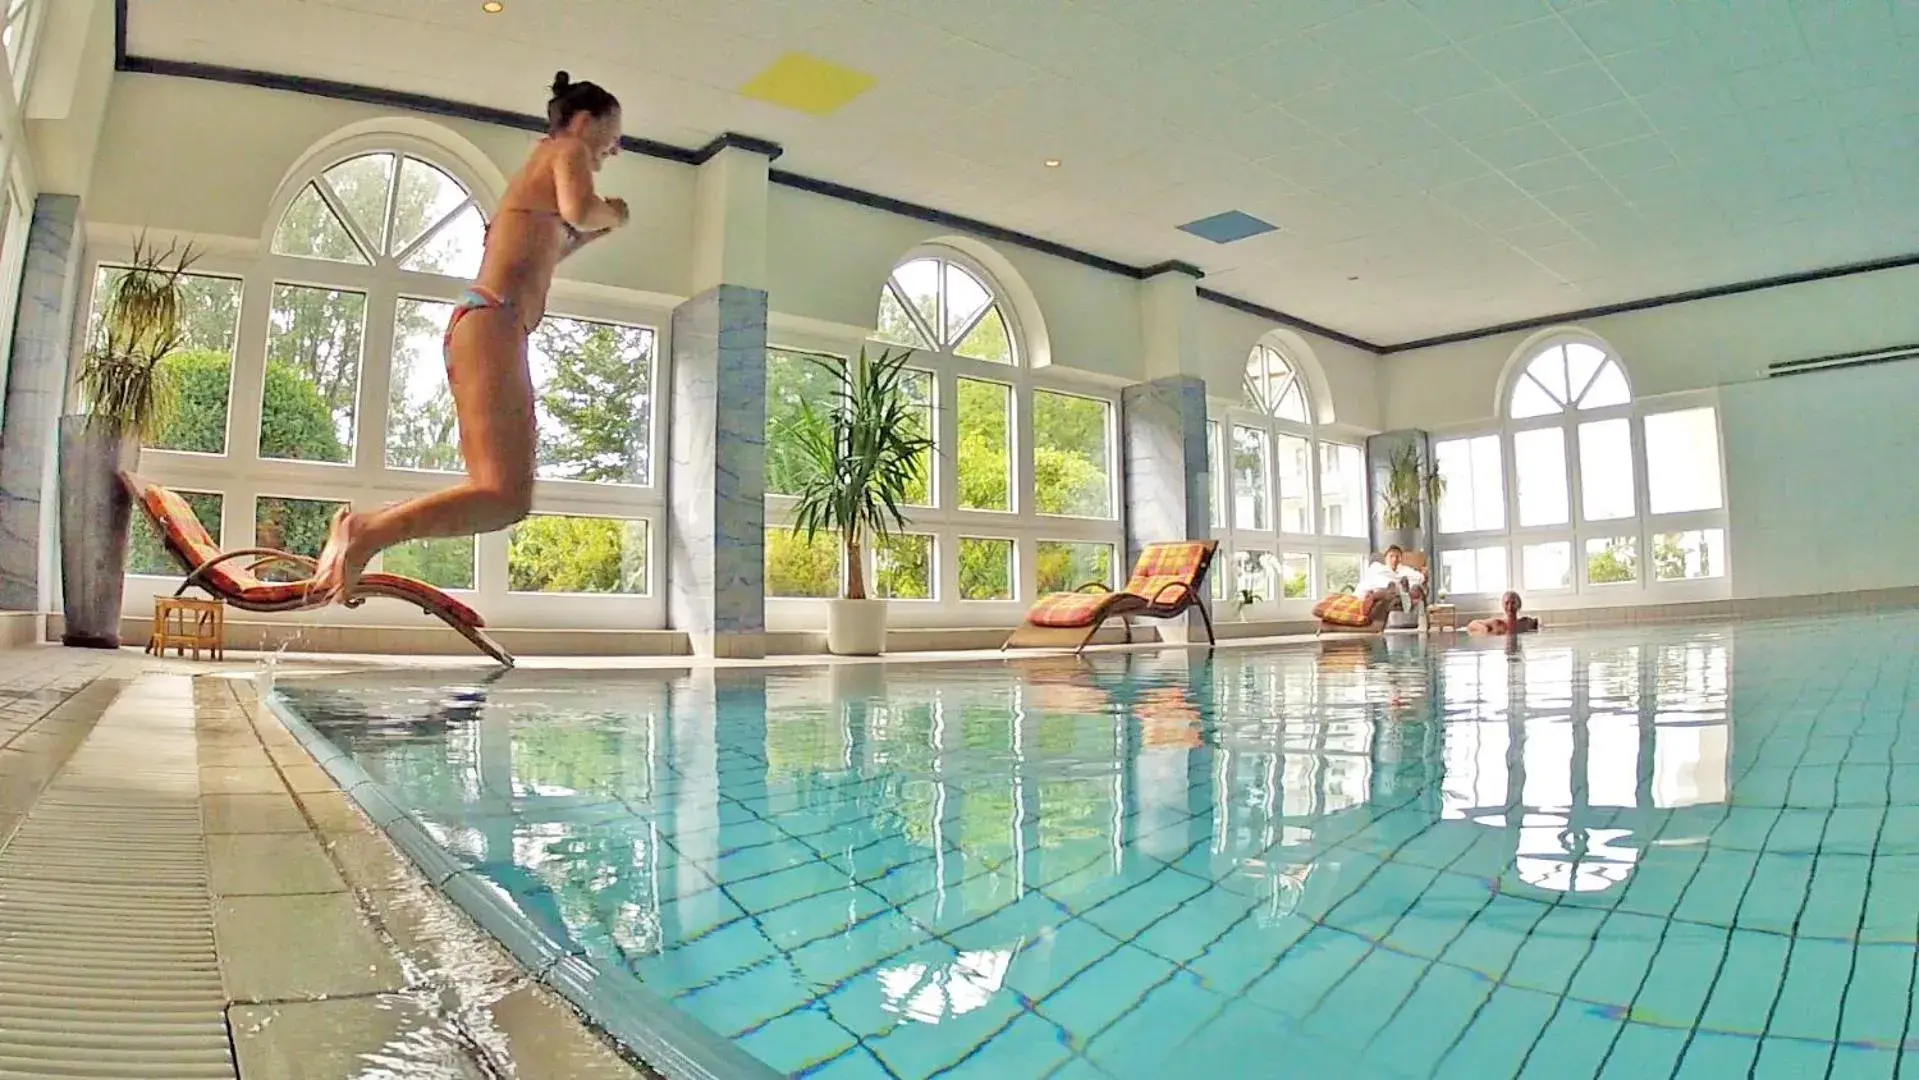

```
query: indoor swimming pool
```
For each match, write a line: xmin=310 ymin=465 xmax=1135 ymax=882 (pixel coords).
xmin=270 ymin=610 xmax=1919 ymax=1079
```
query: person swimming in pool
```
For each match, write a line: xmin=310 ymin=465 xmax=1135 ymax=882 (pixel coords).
xmin=311 ymin=71 xmax=631 ymax=603
xmin=1468 ymin=590 xmax=1541 ymax=636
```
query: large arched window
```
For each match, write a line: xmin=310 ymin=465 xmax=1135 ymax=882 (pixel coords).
xmin=1208 ymin=341 xmax=1369 ymax=615
xmin=1431 ymin=334 xmax=1728 ymax=603
xmin=104 ymin=132 xmax=666 ymax=630
xmin=764 ymin=248 xmax=1120 ymax=629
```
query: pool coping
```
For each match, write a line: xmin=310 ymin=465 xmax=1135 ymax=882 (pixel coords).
xmin=262 ymin=688 xmax=783 ymax=1080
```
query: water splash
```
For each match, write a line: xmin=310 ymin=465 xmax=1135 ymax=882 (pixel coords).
xmin=254 ymin=639 xmax=290 ymax=699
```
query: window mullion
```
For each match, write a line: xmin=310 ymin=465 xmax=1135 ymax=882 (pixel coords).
xmin=314 ymin=177 xmax=382 ymax=267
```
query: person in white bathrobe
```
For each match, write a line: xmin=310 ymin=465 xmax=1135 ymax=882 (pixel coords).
xmin=1357 ymin=545 xmax=1425 ymax=615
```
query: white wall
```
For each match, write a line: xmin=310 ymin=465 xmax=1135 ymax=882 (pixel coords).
xmin=1378 ymin=263 xmax=1919 ymax=599
xmin=1722 ymin=361 xmax=1919 ymax=597
xmin=88 ymin=73 xmax=1379 ymax=403
xmin=1380 ymin=264 xmax=1919 ymax=431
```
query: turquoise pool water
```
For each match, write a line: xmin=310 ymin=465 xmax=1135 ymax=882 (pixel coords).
xmin=275 ymin=610 xmax=1919 ymax=1078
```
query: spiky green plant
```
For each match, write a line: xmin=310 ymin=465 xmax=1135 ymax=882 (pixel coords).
xmin=1381 ymin=440 xmax=1446 ymax=532
xmin=76 ymin=233 xmax=200 ymax=440
xmin=783 ymin=347 xmax=934 ymax=601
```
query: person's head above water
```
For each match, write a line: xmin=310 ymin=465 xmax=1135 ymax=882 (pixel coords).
xmin=1383 ymin=545 xmax=1403 ymax=570
xmin=548 ymin=71 xmax=622 ymax=167
xmin=1502 ymin=590 xmax=1523 ymax=617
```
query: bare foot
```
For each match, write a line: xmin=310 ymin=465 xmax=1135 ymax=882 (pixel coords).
xmin=311 ymin=508 xmax=372 ymax=605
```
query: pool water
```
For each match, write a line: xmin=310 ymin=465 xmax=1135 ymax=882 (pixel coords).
xmin=276 ymin=610 xmax=1919 ymax=1079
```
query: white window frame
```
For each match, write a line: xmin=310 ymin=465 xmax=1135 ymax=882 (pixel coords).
xmin=1209 ymin=342 xmax=1368 ymax=619
xmin=765 ymin=246 xmax=1123 ymax=630
xmin=1433 ymin=333 xmax=1731 ymax=608
xmin=89 ymin=131 xmax=670 ymax=631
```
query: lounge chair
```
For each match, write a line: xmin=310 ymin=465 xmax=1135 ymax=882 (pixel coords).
xmin=1004 ymin=540 xmax=1218 ymax=654
xmin=1312 ymin=551 xmax=1428 ymax=633
xmin=121 ymin=472 xmax=514 ymax=666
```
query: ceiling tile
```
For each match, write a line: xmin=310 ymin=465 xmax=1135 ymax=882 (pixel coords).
xmin=1459 ymin=17 xmax=1596 ymax=82
xmin=1532 ymin=179 xmax=1628 ymax=218
xmin=1505 ymin=153 xmax=1601 ymax=194
xmin=1303 ymin=1 xmax=1450 ymax=70
xmin=1373 ymin=47 xmax=1499 ymax=107
xmin=1635 ymin=84 xmax=1742 ymax=134
xmin=1508 ymin=62 xmax=1624 ymax=118
xmin=1217 ymin=37 xmax=1346 ymax=104
xmin=1548 ymin=100 xmax=1654 ymax=150
xmin=1465 ymin=122 xmax=1574 ymax=169
xmin=1410 ymin=0 xmax=1555 ymax=41
xmin=1597 ymin=41 xmax=1691 ymax=96
xmin=1557 ymin=0 xmax=1691 ymax=56
xmin=1283 ymin=82 xmax=1404 ymax=136
xmin=1726 ymin=61 xmax=1822 ymax=111
xmin=1581 ymin=135 xmax=1678 ymax=177
xmin=1417 ymin=86 xmax=1538 ymax=140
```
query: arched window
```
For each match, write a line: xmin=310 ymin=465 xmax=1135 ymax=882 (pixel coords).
xmin=105 ymin=132 xmax=666 ymax=630
xmin=270 ymin=152 xmax=487 ymax=277
xmin=1430 ymin=333 xmax=1728 ymax=602
xmin=1207 ymin=340 xmax=1368 ymax=615
xmin=764 ymin=248 xmax=1120 ymax=628
xmin=1243 ymin=343 xmax=1310 ymax=423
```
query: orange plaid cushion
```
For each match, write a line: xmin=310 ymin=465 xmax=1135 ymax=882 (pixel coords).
xmin=1315 ymin=592 xmax=1372 ymax=627
xmin=1120 ymin=542 xmax=1211 ymax=605
xmin=1028 ymin=592 xmax=1116 ymax=628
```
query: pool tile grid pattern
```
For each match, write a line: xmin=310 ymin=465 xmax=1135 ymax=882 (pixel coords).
xmin=276 ymin=611 xmax=1919 ymax=1079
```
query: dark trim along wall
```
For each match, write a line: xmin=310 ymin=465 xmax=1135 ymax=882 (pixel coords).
xmin=107 ymin=3 xmax=1919 ymax=355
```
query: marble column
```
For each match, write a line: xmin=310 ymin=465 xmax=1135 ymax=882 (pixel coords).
xmin=1120 ymin=375 xmax=1211 ymax=642
xmin=666 ymin=285 xmax=768 ymax=658
xmin=0 ymin=194 xmax=85 ymax=613
xmin=1365 ymin=428 xmax=1432 ymax=556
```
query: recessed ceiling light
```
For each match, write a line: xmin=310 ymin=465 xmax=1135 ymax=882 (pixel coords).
xmin=481 ymin=1 xmax=504 ymax=12
xmin=1044 ymin=158 xmax=1061 ymax=168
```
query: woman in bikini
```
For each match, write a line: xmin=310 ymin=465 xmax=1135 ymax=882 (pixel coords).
xmin=312 ymin=72 xmax=630 ymax=602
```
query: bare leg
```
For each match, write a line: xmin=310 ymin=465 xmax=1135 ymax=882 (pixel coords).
xmin=313 ymin=305 xmax=536 ymax=600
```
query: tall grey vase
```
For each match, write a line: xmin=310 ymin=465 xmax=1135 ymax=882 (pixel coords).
xmin=57 ymin=415 xmax=141 ymax=649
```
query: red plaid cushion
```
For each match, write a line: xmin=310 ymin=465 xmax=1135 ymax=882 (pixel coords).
xmin=1027 ymin=592 xmax=1114 ymax=628
xmin=1315 ymin=592 xmax=1373 ymax=627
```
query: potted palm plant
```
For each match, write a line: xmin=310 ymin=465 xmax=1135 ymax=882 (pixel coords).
xmin=783 ymin=347 xmax=933 ymax=656
xmin=59 ymin=235 xmax=198 ymax=648
xmin=1379 ymin=440 xmax=1445 ymax=553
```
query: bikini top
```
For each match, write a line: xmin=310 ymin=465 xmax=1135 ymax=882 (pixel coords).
xmin=486 ymin=205 xmax=589 ymax=247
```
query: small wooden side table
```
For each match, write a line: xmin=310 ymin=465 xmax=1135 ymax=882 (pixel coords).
xmin=1427 ymin=603 xmax=1460 ymax=632
xmin=149 ymin=595 xmax=226 ymax=660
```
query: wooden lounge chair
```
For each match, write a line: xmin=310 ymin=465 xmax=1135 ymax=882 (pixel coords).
xmin=121 ymin=472 xmax=514 ymax=666
xmin=1004 ymin=540 xmax=1218 ymax=654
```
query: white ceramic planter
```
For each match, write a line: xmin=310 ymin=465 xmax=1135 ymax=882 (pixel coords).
xmin=826 ymin=598 xmax=888 ymax=656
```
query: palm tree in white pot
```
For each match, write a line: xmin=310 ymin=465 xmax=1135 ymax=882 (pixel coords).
xmin=59 ymin=234 xmax=198 ymax=647
xmin=781 ymin=347 xmax=933 ymax=655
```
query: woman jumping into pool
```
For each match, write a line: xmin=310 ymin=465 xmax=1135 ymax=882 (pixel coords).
xmin=312 ymin=72 xmax=630 ymax=603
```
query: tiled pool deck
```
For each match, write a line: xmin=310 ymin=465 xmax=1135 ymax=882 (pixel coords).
xmin=0 ymin=645 xmax=647 ymax=1079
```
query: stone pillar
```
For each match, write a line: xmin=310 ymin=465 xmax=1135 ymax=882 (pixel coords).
xmin=1365 ymin=429 xmax=1433 ymax=556
xmin=0 ymin=194 xmax=85 ymax=614
xmin=1121 ymin=375 xmax=1211 ymax=641
xmin=667 ymin=285 xmax=768 ymax=658
xmin=665 ymin=136 xmax=777 ymax=659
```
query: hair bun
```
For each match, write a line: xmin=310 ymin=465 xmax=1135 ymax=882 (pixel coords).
xmin=551 ymin=70 xmax=571 ymax=94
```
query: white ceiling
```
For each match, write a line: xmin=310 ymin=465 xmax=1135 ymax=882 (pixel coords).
xmin=128 ymin=0 xmax=1919 ymax=347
